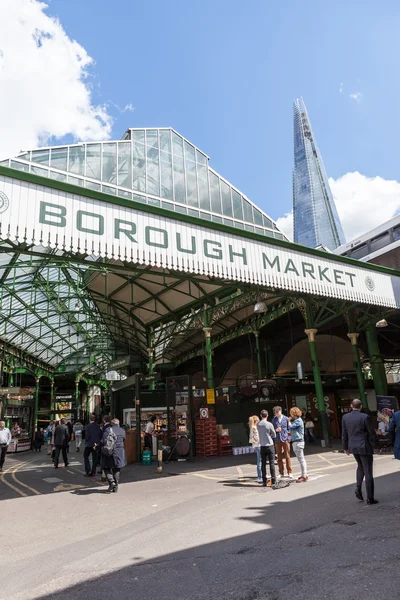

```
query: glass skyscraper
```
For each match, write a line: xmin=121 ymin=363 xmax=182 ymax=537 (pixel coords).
xmin=293 ymin=98 xmax=345 ymax=250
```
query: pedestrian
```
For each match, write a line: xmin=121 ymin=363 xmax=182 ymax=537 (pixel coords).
xmin=272 ymin=406 xmax=293 ymax=479
xmin=100 ymin=417 xmax=126 ymax=493
xmin=305 ymin=413 xmax=317 ymax=443
xmin=53 ymin=418 xmax=70 ymax=469
xmin=34 ymin=428 xmax=44 ymax=452
xmin=248 ymin=415 xmax=262 ymax=483
xmin=289 ymin=407 xmax=308 ymax=483
xmin=256 ymin=410 xmax=277 ymax=489
xmin=84 ymin=414 xmax=102 ymax=477
xmin=144 ymin=415 xmax=157 ymax=450
xmin=45 ymin=421 xmax=54 ymax=455
xmin=389 ymin=408 xmax=400 ymax=460
xmin=73 ymin=420 xmax=84 ymax=452
xmin=342 ymin=398 xmax=378 ymax=504
xmin=0 ymin=421 xmax=12 ymax=472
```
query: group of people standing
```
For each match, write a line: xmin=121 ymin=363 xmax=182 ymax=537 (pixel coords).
xmin=44 ymin=415 xmax=126 ymax=493
xmin=249 ymin=405 xmax=308 ymax=489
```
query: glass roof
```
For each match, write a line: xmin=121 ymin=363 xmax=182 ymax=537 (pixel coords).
xmin=0 ymin=128 xmax=286 ymax=241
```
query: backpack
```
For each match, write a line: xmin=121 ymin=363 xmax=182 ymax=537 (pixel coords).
xmin=101 ymin=427 xmax=117 ymax=457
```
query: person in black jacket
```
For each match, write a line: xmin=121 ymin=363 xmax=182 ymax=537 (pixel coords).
xmin=342 ymin=399 xmax=378 ymax=504
xmin=100 ymin=417 xmax=126 ymax=493
xmin=84 ymin=414 xmax=102 ymax=476
xmin=54 ymin=418 xmax=70 ymax=468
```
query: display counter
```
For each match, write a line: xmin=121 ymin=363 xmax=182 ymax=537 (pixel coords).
xmin=7 ymin=436 xmax=31 ymax=453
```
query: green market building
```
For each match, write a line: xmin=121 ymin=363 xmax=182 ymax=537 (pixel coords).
xmin=0 ymin=128 xmax=399 ymax=451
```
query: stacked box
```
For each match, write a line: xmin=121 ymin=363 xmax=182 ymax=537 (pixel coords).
xmin=195 ymin=417 xmax=218 ymax=457
xmin=217 ymin=435 xmax=232 ymax=457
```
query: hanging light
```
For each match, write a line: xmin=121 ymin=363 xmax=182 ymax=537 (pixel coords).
xmin=376 ymin=319 xmax=388 ymax=328
xmin=74 ymin=302 xmax=80 ymax=313
xmin=254 ymin=301 xmax=267 ymax=314
xmin=296 ymin=362 xmax=304 ymax=380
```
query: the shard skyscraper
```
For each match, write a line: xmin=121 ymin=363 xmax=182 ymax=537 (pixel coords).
xmin=293 ymin=98 xmax=345 ymax=250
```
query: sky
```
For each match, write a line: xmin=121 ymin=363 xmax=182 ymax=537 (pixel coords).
xmin=1 ymin=0 xmax=400 ymax=242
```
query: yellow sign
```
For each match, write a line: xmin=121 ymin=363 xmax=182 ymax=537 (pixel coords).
xmin=206 ymin=388 xmax=215 ymax=404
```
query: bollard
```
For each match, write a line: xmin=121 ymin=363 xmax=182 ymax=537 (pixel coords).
xmin=157 ymin=438 xmax=163 ymax=474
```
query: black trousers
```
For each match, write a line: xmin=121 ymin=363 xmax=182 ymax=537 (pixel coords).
xmin=104 ymin=467 xmax=121 ymax=487
xmin=54 ymin=445 xmax=68 ymax=467
xmin=0 ymin=445 xmax=7 ymax=468
xmin=354 ymin=453 xmax=374 ymax=500
xmin=261 ymin=445 xmax=276 ymax=484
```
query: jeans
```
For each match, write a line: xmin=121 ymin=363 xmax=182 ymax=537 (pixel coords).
xmin=254 ymin=446 xmax=262 ymax=480
xmin=261 ymin=445 xmax=276 ymax=484
xmin=354 ymin=454 xmax=374 ymax=500
xmin=75 ymin=434 xmax=82 ymax=450
xmin=54 ymin=445 xmax=68 ymax=467
xmin=84 ymin=447 xmax=98 ymax=475
xmin=0 ymin=445 xmax=7 ymax=468
xmin=104 ymin=467 xmax=121 ymax=488
xmin=275 ymin=441 xmax=292 ymax=475
xmin=292 ymin=441 xmax=307 ymax=478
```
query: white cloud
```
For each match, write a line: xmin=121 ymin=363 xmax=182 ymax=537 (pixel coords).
xmin=276 ymin=211 xmax=294 ymax=241
xmin=349 ymin=92 xmax=363 ymax=103
xmin=339 ymin=82 xmax=344 ymax=93
xmin=276 ymin=172 xmax=400 ymax=243
xmin=0 ymin=0 xmax=112 ymax=159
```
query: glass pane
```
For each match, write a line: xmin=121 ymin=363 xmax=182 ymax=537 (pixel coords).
xmin=232 ymin=190 xmax=243 ymax=220
xmin=49 ymin=170 xmax=66 ymax=182
xmin=172 ymin=132 xmax=183 ymax=157
xmin=255 ymin=227 xmax=264 ymax=235
xmin=146 ymin=130 xmax=160 ymax=196
xmin=132 ymin=130 xmax=146 ymax=193
xmin=200 ymin=211 xmax=211 ymax=221
xmin=184 ymin=141 xmax=197 ymax=207
xmin=197 ymin=162 xmax=209 ymax=211
xmin=263 ymin=214 xmax=273 ymax=228
xmin=17 ymin=152 xmax=30 ymax=161
xmin=175 ymin=205 xmax=187 ymax=214
xmin=210 ymin=172 xmax=221 ymax=213
xmin=245 ymin=224 xmax=254 ymax=232
xmin=102 ymin=185 xmax=116 ymax=195
xmin=50 ymin=148 xmax=68 ymax=171
xmin=235 ymin=222 xmax=244 ymax=230
xmin=148 ymin=197 xmax=160 ymax=207
xmin=221 ymin=181 xmax=232 ymax=217
xmin=196 ymin=150 xmax=207 ymax=166
xmin=253 ymin=208 xmax=263 ymax=226
xmin=31 ymin=150 xmax=50 ymax=166
xmin=162 ymin=201 xmax=173 ymax=210
xmin=188 ymin=209 xmax=199 ymax=217
xmin=31 ymin=165 xmax=48 ymax=177
xmin=173 ymin=153 xmax=185 ymax=204
xmin=160 ymin=150 xmax=173 ymax=200
xmin=159 ymin=130 xmax=171 ymax=154
xmin=133 ymin=193 xmax=146 ymax=204
xmin=118 ymin=189 xmax=132 ymax=199
xmin=85 ymin=144 xmax=101 ymax=180
xmin=102 ymin=143 xmax=117 ymax=184
xmin=85 ymin=180 xmax=101 ymax=191
xmin=0 ymin=159 xmax=9 ymax=166
xmin=69 ymin=146 xmax=85 ymax=176
xmin=224 ymin=218 xmax=233 ymax=227
xmin=10 ymin=161 xmax=28 ymax=172
xmin=264 ymin=229 xmax=273 ymax=237
xmin=118 ymin=142 xmax=131 ymax=188
xmin=67 ymin=175 xmax=83 ymax=186
xmin=212 ymin=215 xmax=222 ymax=223
xmin=243 ymin=199 xmax=253 ymax=223
xmin=274 ymin=232 xmax=284 ymax=240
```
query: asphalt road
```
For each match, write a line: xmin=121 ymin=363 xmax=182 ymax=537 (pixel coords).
xmin=1 ymin=447 xmax=399 ymax=600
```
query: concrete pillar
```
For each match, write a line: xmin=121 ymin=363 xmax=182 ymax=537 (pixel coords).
xmin=347 ymin=333 xmax=367 ymax=409
xmin=305 ymin=328 xmax=330 ymax=446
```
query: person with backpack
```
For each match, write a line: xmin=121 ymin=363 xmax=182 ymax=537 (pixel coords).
xmin=100 ymin=417 xmax=126 ymax=493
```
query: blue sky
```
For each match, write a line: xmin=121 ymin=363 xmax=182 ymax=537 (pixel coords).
xmin=3 ymin=0 xmax=400 ymax=237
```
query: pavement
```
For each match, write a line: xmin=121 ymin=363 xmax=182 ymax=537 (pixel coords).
xmin=1 ymin=446 xmax=399 ymax=600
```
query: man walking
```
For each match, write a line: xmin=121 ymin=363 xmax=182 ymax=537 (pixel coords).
xmin=257 ymin=410 xmax=277 ymax=489
xmin=84 ymin=414 xmax=102 ymax=476
xmin=54 ymin=418 xmax=70 ymax=468
xmin=342 ymin=399 xmax=378 ymax=505
xmin=0 ymin=421 xmax=12 ymax=472
xmin=272 ymin=406 xmax=293 ymax=479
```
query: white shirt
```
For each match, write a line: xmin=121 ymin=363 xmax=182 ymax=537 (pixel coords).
xmin=378 ymin=421 xmax=387 ymax=433
xmin=145 ymin=422 xmax=155 ymax=435
xmin=0 ymin=427 xmax=12 ymax=445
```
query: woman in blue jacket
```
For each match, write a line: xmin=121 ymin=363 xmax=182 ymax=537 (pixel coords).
xmin=289 ymin=407 xmax=308 ymax=482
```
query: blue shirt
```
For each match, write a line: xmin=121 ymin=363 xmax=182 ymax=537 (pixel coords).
xmin=271 ymin=415 xmax=290 ymax=443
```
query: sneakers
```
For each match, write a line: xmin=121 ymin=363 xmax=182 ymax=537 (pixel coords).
xmin=287 ymin=474 xmax=294 ymax=479
xmin=296 ymin=476 xmax=309 ymax=483
xmin=277 ymin=474 xmax=282 ymax=479
xmin=257 ymin=478 xmax=263 ymax=484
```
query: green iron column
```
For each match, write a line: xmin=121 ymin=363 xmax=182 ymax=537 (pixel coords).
xmin=254 ymin=332 xmax=263 ymax=380
xmin=365 ymin=326 xmax=387 ymax=396
xmin=347 ymin=333 xmax=367 ymax=409
xmin=147 ymin=337 xmax=155 ymax=391
xmin=50 ymin=380 xmax=54 ymax=415
xmin=203 ymin=309 xmax=214 ymax=389
xmin=305 ymin=328 xmax=330 ymax=446
xmin=264 ymin=341 xmax=270 ymax=377
xmin=75 ymin=378 xmax=80 ymax=420
xmin=34 ymin=376 xmax=40 ymax=430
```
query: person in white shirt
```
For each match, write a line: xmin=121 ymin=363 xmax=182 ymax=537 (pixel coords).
xmin=378 ymin=421 xmax=387 ymax=433
xmin=73 ymin=421 xmax=84 ymax=452
xmin=144 ymin=415 xmax=157 ymax=450
xmin=0 ymin=421 xmax=12 ymax=471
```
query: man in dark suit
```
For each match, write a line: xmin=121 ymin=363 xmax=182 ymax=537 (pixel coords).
xmin=54 ymin=418 xmax=70 ymax=468
xmin=342 ymin=399 xmax=378 ymax=504
xmin=84 ymin=414 xmax=102 ymax=476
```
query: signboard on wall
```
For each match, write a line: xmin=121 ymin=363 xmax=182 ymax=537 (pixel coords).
xmin=377 ymin=396 xmax=398 ymax=432
xmin=206 ymin=389 xmax=215 ymax=404
xmin=1 ymin=172 xmax=399 ymax=309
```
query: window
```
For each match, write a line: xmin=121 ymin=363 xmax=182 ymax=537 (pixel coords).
xmin=146 ymin=130 xmax=160 ymax=196
xmin=117 ymin=142 xmax=132 ymax=189
xmin=102 ymin=143 xmax=117 ymax=184
xmin=50 ymin=148 xmax=68 ymax=171
xmin=85 ymin=144 xmax=101 ymax=180
xmin=172 ymin=134 xmax=185 ymax=204
xmin=185 ymin=141 xmax=198 ymax=207
xmin=232 ymin=190 xmax=243 ymax=220
xmin=221 ymin=181 xmax=233 ymax=217
xmin=160 ymin=148 xmax=173 ymax=200
xmin=132 ymin=130 xmax=146 ymax=193
xmin=263 ymin=215 xmax=273 ymax=228
xmin=31 ymin=150 xmax=50 ymax=166
xmin=69 ymin=146 xmax=85 ymax=176
xmin=210 ymin=172 xmax=221 ymax=214
xmin=253 ymin=209 xmax=263 ymax=227
xmin=102 ymin=185 xmax=116 ymax=196
xmin=243 ymin=199 xmax=253 ymax=223
xmin=350 ymin=244 xmax=368 ymax=259
xmin=370 ymin=232 xmax=390 ymax=253
xmin=393 ymin=227 xmax=400 ymax=242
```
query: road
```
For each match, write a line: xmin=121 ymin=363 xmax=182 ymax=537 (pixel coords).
xmin=1 ymin=447 xmax=399 ymax=600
